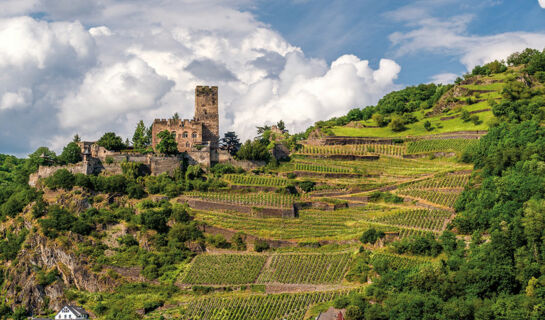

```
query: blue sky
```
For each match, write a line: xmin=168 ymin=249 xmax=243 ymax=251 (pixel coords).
xmin=253 ymin=0 xmax=545 ymax=85
xmin=0 ymin=0 xmax=545 ymax=156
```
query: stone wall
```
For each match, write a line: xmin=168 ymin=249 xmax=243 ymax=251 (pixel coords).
xmin=151 ymin=118 xmax=204 ymax=153
xmin=194 ymin=86 xmax=219 ymax=147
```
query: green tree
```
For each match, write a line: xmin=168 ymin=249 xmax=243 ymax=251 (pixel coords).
xmin=236 ymin=140 xmax=270 ymax=161
xmin=156 ymin=130 xmax=178 ymax=155
xmin=132 ymin=120 xmax=151 ymax=150
xmin=389 ymin=116 xmax=406 ymax=132
xmin=220 ymin=131 xmax=241 ymax=156
xmin=60 ymin=142 xmax=82 ymax=164
xmin=73 ymin=134 xmax=81 ymax=142
xmin=97 ymin=132 xmax=125 ymax=151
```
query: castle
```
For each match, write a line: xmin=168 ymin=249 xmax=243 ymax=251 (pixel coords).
xmin=151 ymin=86 xmax=220 ymax=152
xmin=29 ymin=85 xmax=266 ymax=186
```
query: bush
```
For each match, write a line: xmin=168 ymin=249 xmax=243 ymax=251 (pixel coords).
xmin=232 ymin=232 xmax=247 ymax=251
xmin=470 ymin=115 xmax=482 ymax=125
xmin=287 ymin=172 xmax=296 ymax=179
xmin=389 ymin=116 xmax=406 ymax=132
xmin=392 ymin=234 xmax=443 ymax=257
xmin=45 ymin=169 xmax=75 ymax=190
xmin=296 ymin=180 xmax=315 ymax=193
xmin=207 ymin=234 xmax=230 ymax=249
xmin=237 ymin=140 xmax=271 ymax=162
xmin=126 ymin=182 xmax=146 ymax=199
xmin=424 ymin=120 xmax=433 ymax=131
xmin=254 ymin=239 xmax=270 ymax=252
xmin=360 ymin=228 xmax=385 ymax=244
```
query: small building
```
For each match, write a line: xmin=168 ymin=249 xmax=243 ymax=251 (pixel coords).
xmin=32 ymin=305 xmax=89 ymax=320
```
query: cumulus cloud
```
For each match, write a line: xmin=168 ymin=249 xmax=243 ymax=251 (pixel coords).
xmin=0 ymin=0 xmax=402 ymax=155
xmin=540 ymin=0 xmax=545 ymax=9
xmin=430 ymin=73 xmax=458 ymax=85
xmin=388 ymin=6 xmax=545 ymax=70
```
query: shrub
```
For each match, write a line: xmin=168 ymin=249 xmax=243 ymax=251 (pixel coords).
xmin=207 ymin=234 xmax=230 ymax=249
xmin=389 ymin=116 xmax=406 ymax=132
xmin=237 ymin=140 xmax=271 ymax=162
xmin=60 ymin=142 xmax=82 ymax=164
xmin=45 ymin=169 xmax=75 ymax=190
xmin=254 ymin=239 xmax=270 ymax=252
xmin=296 ymin=180 xmax=315 ymax=193
xmin=360 ymin=228 xmax=385 ymax=244
xmin=126 ymin=182 xmax=146 ymax=199
xmin=232 ymin=232 xmax=247 ymax=251
xmin=287 ymin=172 xmax=296 ymax=179
xmin=424 ymin=120 xmax=433 ymax=131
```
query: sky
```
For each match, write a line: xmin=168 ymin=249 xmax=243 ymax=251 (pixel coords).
xmin=0 ymin=0 xmax=544 ymax=156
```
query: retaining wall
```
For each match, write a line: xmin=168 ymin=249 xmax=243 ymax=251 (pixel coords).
xmin=184 ymin=198 xmax=297 ymax=218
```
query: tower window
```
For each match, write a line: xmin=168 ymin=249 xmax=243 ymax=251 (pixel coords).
xmin=183 ymin=132 xmax=188 ymax=138
xmin=192 ymin=132 xmax=197 ymax=139
xmin=186 ymin=142 xmax=190 ymax=147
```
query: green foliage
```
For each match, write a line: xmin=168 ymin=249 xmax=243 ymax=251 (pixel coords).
xmin=372 ymin=113 xmax=388 ymax=127
xmin=237 ymin=139 xmax=271 ymax=162
xmin=36 ymin=268 xmax=59 ymax=287
xmin=423 ymin=120 xmax=433 ymax=131
xmin=392 ymin=234 xmax=443 ymax=256
xmin=389 ymin=116 xmax=407 ymax=132
xmin=0 ymin=228 xmax=28 ymax=261
xmin=206 ymin=234 xmax=230 ymax=249
xmin=507 ymin=48 xmax=541 ymax=66
xmin=360 ymin=228 xmax=385 ymax=244
xmin=97 ymin=132 xmax=125 ymax=151
xmin=254 ymin=239 xmax=270 ymax=252
xmin=471 ymin=60 xmax=507 ymax=76
xmin=44 ymin=169 xmax=75 ymax=190
xmin=132 ymin=120 xmax=151 ymax=150
xmin=368 ymin=191 xmax=403 ymax=204
xmin=156 ymin=130 xmax=178 ymax=155
xmin=232 ymin=232 xmax=247 ymax=251
xmin=59 ymin=142 xmax=82 ymax=164
xmin=220 ymin=131 xmax=242 ymax=156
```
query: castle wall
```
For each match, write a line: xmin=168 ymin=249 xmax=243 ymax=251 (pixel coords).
xmin=151 ymin=118 xmax=204 ymax=153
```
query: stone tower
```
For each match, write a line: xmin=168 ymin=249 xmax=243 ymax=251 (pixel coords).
xmin=194 ymin=85 xmax=219 ymax=147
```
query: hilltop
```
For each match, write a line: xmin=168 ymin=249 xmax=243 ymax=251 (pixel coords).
xmin=0 ymin=48 xmax=545 ymax=320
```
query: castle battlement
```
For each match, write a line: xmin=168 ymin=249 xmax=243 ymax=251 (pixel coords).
xmin=152 ymin=86 xmax=219 ymax=153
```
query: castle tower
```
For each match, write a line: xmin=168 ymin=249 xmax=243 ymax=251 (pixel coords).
xmin=194 ymin=85 xmax=219 ymax=148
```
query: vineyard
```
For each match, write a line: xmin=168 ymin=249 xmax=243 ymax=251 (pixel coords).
xmin=257 ymin=252 xmax=352 ymax=284
xmin=185 ymin=191 xmax=301 ymax=208
xmin=298 ymin=144 xmax=406 ymax=157
xmin=401 ymin=173 xmax=470 ymax=190
xmin=406 ymin=139 xmax=478 ymax=154
xmin=294 ymin=162 xmax=353 ymax=174
xmin=370 ymin=209 xmax=451 ymax=232
xmin=370 ymin=252 xmax=432 ymax=270
xmin=397 ymin=189 xmax=461 ymax=208
xmin=156 ymin=290 xmax=354 ymax=320
xmin=182 ymin=254 xmax=267 ymax=285
xmin=223 ymin=174 xmax=289 ymax=187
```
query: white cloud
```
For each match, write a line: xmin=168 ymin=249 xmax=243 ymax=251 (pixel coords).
xmin=0 ymin=1 xmax=402 ymax=155
xmin=388 ymin=9 xmax=545 ymax=70
xmin=430 ymin=73 xmax=458 ymax=84
xmin=539 ymin=0 xmax=545 ymax=9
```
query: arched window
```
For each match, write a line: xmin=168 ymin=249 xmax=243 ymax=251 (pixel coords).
xmin=171 ymin=131 xmax=176 ymax=137
xmin=186 ymin=142 xmax=190 ymax=148
xmin=192 ymin=132 xmax=197 ymax=139
xmin=203 ymin=109 xmax=207 ymax=115
xmin=182 ymin=131 xmax=188 ymax=138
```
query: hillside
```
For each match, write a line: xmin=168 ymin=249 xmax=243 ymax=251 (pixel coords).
xmin=1 ymin=48 xmax=545 ymax=320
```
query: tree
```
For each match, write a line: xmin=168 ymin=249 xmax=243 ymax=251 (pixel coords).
xmin=73 ymin=134 xmax=81 ymax=142
xmin=236 ymin=140 xmax=270 ymax=161
xmin=389 ymin=116 xmax=406 ymax=132
xmin=276 ymin=120 xmax=287 ymax=132
xmin=97 ymin=132 xmax=125 ymax=151
xmin=171 ymin=112 xmax=180 ymax=120
xmin=372 ymin=113 xmax=387 ymax=127
xmin=424 ymin=120 xmax=433 ymax=131
xmin=156 ymin=130 xmax=178 ymax=155
xmin=60 ymin=142 xmax=82 ymax=164
xmin=132 ymin=120 xmax=151 ymax=150
xmin=220 ymin=131 xmax=241 ymax=156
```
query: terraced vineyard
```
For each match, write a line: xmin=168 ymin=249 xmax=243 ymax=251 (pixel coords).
xmin=182 ymin=254 xmax=267 ymax=285
xmin=298 ymin=144 xmax=406 ymax=157
xmin=402 ymin=173 xmax=470 ymax=190
xmin=371 ymin=209 xmax=451 ymax=232
xmin=224 ymin=174 xmax=289 ymax=187
xmin=294 ymin=162 xmax=353 ymax=174
xmin=398 ymin=189 xmax=460 ymax=208
xmin=370 ymin=252 xmax=432 ymax=270
xmin=185 ymin=191 xmax=301 ymax=208
xmin=257 ymin=252 xmax=352 ymax=284
xmin=155 ymin=290 xmax=353 ymax=320
xmin=193 ymin=205 xmax=399 ymax=241
xmin=407 ymin=139 xmax=478 ymax=154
